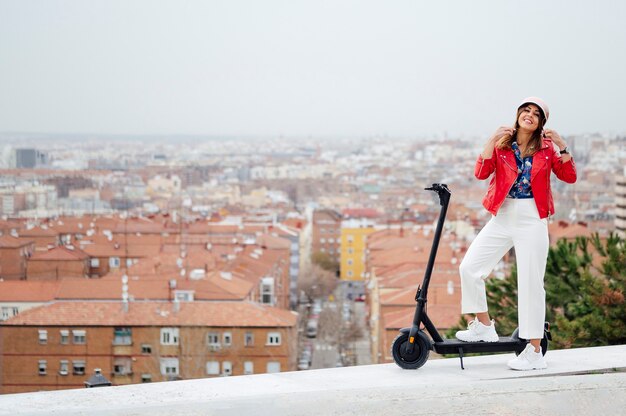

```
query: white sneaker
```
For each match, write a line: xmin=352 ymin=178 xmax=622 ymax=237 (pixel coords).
xmin=455 ymin=318 xmax=499 ymax=342
xmin=507 ymin=343 xmax=547 ymax=371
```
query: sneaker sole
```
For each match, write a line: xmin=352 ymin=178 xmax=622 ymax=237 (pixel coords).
xmin=508 ymin=365 xmax=548 ymax=371
xmin=455 ymin=336 xmax=500 ymax=343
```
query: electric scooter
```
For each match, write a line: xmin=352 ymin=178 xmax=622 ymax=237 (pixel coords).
xmin=391 ymin=183 xmax=551 ymax=370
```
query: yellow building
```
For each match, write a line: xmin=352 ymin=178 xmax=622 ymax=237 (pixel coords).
xmin=340 ymin=219 xmax=375 ymax=281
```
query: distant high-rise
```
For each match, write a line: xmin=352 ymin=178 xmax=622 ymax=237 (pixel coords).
xmin=15 ymin=148 xmax=48 ymax=169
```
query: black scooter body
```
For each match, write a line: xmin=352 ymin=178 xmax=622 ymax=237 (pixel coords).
xmin=391 ymin=184 xmax=551 ymax=370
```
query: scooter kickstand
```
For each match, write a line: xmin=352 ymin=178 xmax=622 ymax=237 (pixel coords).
xmin=458 ymin=348 xmax=465 ymax=370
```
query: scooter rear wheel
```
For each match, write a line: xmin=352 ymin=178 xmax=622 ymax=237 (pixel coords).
xmin=511 ymin=327 xmax=549 ymax=356
xmin=391 ymin=331 xmax=430 ymax=369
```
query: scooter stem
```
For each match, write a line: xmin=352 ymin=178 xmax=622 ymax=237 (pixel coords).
xmin=407 ymin=184 xmax=451 ymax=350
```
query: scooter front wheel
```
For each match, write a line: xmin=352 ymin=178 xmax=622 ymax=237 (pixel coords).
xmin=391 ymin=331 xmax=430 ymax=369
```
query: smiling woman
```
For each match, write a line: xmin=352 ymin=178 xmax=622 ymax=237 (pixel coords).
xmin=455 ymin=97 xmax=577 ymax=371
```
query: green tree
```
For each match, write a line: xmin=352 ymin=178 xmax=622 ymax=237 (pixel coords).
xmin=311 ymin=251 xmax=340 ymax=273
xmin=447 ymin=233 xmax=626 ymax=349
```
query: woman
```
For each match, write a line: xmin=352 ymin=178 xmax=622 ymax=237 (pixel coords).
xmin=455 ymin=97 xmax=577 ymax=370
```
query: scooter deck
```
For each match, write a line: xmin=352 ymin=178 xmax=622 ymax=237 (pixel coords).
xmin=433 ymin=337 xmax=525 ymax=354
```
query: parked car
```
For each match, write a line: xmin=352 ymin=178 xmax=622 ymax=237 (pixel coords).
xmin=298 ymin=358 xmax=310 ymax=370
xmin=306 ymin=319 xmax=318 ymax=338
xmin=312 ymin=299 xmax=323 ymax=315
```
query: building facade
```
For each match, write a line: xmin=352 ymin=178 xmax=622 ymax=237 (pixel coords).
xmin=0 ymin=301 xmax=298 ymax=394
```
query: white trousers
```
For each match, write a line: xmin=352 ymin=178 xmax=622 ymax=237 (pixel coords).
xmin=459 ymin=198 xmax=549 ymax=339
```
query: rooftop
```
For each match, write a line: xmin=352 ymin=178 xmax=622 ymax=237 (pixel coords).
xmin=0 ymin=301 xmax=297 ymax=327
xmin=0 ymin=345 xmax=623 ymax=415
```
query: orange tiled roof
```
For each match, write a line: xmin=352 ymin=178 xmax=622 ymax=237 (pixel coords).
xmin=1 ymin=301 xmax=297 ymax=327
xmin=0 ymin=235 xmax=33 ymax=248
xmin=79 ymin=241 xmax=160 ymax=258
xmin=342 ymin=208 xmax=381 ymax=218
xmin=0 ymin=281 xmax=60 ymax=302
xmin=29 ymin=246 xmax=89 ymax=261
xmin=57 ymin=272 xmax=253 ymax=301
xmin=18 ymin=227 xmax=59 ymax=237
xmin=548 ymin=221 xmax=592 ymax=242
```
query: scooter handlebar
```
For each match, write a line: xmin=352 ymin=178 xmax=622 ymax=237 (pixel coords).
xmin=424 ymin=183 xmax=451 ymax=206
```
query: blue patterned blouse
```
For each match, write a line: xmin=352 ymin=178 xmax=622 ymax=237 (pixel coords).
xmin=508 ymin=141 xmax=534 ymax=199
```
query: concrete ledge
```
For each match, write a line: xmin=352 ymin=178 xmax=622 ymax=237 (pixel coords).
xmin=1 ymin=345 xmax=625 ymax=415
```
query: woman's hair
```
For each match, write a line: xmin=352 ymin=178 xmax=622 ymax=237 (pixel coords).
xmin=496 ymin=105 xmax=546 ymax=157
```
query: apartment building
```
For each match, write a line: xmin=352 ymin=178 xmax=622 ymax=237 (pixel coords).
xmin=311 ymin=209 xmax=342 ymax=263
xmin=340 ymin=218 xmax=375 ymax=282
xmin=0 ymin=301 xmax=298 ymax=394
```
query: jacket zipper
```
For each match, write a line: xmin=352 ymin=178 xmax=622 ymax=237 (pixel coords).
xmin=477 ymin=158 xmax=486 ymax=177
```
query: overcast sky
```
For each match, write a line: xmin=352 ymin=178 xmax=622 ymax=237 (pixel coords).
xmin=1 ymin=1 xmax=625 ymax=138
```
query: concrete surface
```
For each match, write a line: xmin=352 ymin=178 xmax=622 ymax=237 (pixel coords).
xmin=1 ymin=344 xmax=625 ymax=416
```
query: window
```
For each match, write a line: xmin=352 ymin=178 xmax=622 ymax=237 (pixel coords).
xmin=72 ymin=360 xmax=86 ymax=375
xmin=260 ymin=277 xmax=274 ymax=305
xmin=174 ymin=291 xmax=194 ymax=302
xmin=207 ymin=332 xmax=220 ymax=349
xmin=266 ymin=362 xmax=281 ymax=373
xmin=244 ymin=332 xmax=254 ymax=347
xmin=320 ymin=238 xmax=326 ymax=243
xmin=223 ymin=332 xmax=232 ymax=347
xmin=267 ymin=332 xmax=281 ymax=346
xmin=320 ymin=248 xmax=325 ymax=252
xmin=347 ymin=259 xmax=353 ymax=265
xmin=109 ymin=256 xmax=121 ymax=268
xmin=160 ymin=358 xmax=179 ymax=376
xmin=222 ymin=361 xmax=232 ymax=376
xmin=206 ymin=361 xmax=220 ymax=375
xmin=72 ymin=330 xmax=86 ymax=344
xmin=160 ymin=328 xmax=179 ymax=345
xmin=59 ymin=360 xmax=68 ymax=376
xmin=38 ymin=360 xmax=47 ymax=375
xmin=243 ymin=361 xmax=254 ymax=375
xmin=113 ymin=357 xmax=132 ymax=376
xmin=113 ymin=327 xmax=132 ymax=345
xmin=141 ymin=344 xmax=152 ymax=354
xmin=347 ymin=235 xmax=354 ymax=243
xmin=38 ymin=329 xmax=48 ymax=344
xmin=1 ymin=307 xmax=9 ymax=320
xmin=90 ymin=258 xmax=100 ymax=268
xmin=347 ymin=270 xmax=353 ymax=277
xmin=60 ymin=330 xmax=69 ymax=344
xmin=141 ymin=374 xmax=152 ymax=383
xmin=328 ymin=238 xmax=334 ymax=243
xmin=348 ymin=248 xmax=354 ymax=254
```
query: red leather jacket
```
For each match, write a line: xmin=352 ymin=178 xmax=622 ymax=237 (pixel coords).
xmin=475 ymin=138 xmax=577 ymax=219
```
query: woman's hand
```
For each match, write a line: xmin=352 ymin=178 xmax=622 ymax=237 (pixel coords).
xmin=489 ymin=126 xmax=516 ymax=145
xmin=482 ymin=126 xmax=515 ymax=159
xmin=544 ymin=129 xmax=566 ymax=150
xmin=544 ymin=129 xmax=572 ymax=161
